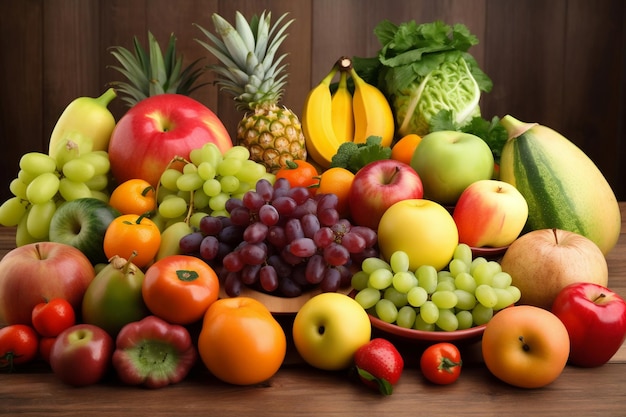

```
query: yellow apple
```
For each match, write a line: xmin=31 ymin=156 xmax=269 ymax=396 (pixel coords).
xmin=482 ymin=305 xmax=570 ymax=388
xmin=453 ymin=179 xmax=528 ymax=247
xmin=377 ymin=199 xmax=459 ymax=271
xmin=500 ymin=229 xmax=608 ymax=309
xmin=292 ymin=293 xmax=371 ymax=371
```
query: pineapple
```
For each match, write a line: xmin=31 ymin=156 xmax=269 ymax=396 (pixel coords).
xmin=195 ymin=11 xmax=307 ymax=172
xmin=108 ymin=31 xmax=207 ymax=107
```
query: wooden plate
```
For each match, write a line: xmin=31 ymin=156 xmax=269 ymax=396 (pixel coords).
xmin=219 ymin=285 xmax=353 ymax=314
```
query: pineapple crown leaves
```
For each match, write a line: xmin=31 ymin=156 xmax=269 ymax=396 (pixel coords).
xmin=194 ymin=10 xmax=293 ymax=112
xmin=108 ymin=31 xmax=209 ymax=107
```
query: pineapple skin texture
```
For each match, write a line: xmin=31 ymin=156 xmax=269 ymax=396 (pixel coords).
xmin=237 ymin=104 xmax=307 ymax=173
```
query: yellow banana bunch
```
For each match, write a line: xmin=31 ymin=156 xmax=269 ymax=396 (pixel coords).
xmin=302 ymin=57 xmax=395 ymax=168
xmin=350 ymin=68 xmax=395 ymax=147
xmin=302 ymin=66 xmax=346 ymax=169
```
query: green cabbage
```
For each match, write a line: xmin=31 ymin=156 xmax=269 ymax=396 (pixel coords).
xmin=353 ymin=20 xmax=492 ymax=138
xmin=394 ymin=57 xmax=481 ymax=136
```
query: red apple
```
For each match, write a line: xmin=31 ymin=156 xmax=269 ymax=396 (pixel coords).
xmin=107 ymin=94 xmax=233 ymax=187
xmin=349 ymin=160 xmax=423 ymax=230
xmin=453 ymin=179 xmax=528 ymax=248
xmin=0 ymin=242 xmax=95 ymax=326
xmin=49 ymin=324 xmax=114 ymax=386
xmin=551 ymin=282 xmax=626 ymax=367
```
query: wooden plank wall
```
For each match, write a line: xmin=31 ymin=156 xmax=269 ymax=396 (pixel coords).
xmin=1 ymin=0 xmax=625 ymax=201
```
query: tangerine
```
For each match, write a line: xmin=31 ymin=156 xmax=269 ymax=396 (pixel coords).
xmin=391 ymin=134 xmax=422 ymax=166
xmin=315 ymin=167 xmax=355 ymax=218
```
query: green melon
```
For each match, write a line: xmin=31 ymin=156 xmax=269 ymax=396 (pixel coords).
xmin=499 ymin=115 xmax=621 ymax=255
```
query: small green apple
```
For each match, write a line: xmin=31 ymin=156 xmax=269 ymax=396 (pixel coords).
xmin=49 ymin=198 xmax=120 ymax=264
xmin=411 ymin=130 xmax=494 ymax=205
xmin=292 ymin=293 xmax=371 ymax=371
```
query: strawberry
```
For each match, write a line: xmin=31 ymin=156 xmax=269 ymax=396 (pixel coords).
xmin=353 ymin=338 xmax=404 ymax=395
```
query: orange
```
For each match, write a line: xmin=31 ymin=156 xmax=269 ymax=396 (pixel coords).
xmin=197 ymin=297 xmax=287 ymax=385
xmin=315 ymin=167 xmax=355 ymax=218
xmin=109 ymin=179 xmax=156 ymax=216
xmin=103 ymin=214 xmax=161 ymax=268
xmin=391 ymin=134 xmax=422 ymax=166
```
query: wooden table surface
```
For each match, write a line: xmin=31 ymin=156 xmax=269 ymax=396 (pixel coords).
xmin=1 ymin=204 xmax=625 ymax=417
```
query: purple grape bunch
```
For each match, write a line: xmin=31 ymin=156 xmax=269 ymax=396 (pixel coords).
xmin=178 ymin=177 xmax=379 ymax=297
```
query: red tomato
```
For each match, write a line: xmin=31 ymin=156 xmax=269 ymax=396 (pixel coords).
xmin=142 ymin=255 xmax=220 ymax=325
xmin=275 ymin=159 xmax=319 ymax=196
xmin=31 ymin=298 xmax=76 ymax=337
xmin=38 ymin=336 xmax=56 ymax=363
xmin=419 ymin=342 xmax=462 ymax=385
xmin=0 ymin=324 xmax=39 ymax=370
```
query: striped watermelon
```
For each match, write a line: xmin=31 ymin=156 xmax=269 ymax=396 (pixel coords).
xmin=499 ymin=115 xmax=621 ymax=255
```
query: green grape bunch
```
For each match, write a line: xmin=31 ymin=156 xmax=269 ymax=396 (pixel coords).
xmin=153 ymin=143 xmax=275 ymax=230
xmin=352 ymin=244 xmax=521 ymax=332
xmin=0 ymin=136 xmax=112 ymax=246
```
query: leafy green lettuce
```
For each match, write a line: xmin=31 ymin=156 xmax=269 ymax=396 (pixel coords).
xmin=353 ymin=20 xmax=493 ymax=138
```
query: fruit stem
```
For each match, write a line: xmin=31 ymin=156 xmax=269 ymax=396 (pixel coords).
xmin=519 ymin=336 xmax=530 ymax=352
xmin=95 ymin=88 xmax=117 ymax=108
xmin=593 ymin=292 xmax=607 ymax=303
xmin=500 ymin=115 xmax=539 ymax=141
xmin=336 ymin=56 xmax=352 ymax=72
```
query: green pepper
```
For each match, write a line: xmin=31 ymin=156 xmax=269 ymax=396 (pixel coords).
xmin=112 ymin=315 xmax=197 ymax=389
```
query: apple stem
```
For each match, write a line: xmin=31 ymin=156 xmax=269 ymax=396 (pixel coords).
xmin=34 ymin=243 xmax=43 ymax=260
xmin=518 ymin=336 xmax=530 ymax=352
xmin=551 ymin=228 xmax=559 ymax=244
xmin=593 ymin=293 xmax=607 ymax=303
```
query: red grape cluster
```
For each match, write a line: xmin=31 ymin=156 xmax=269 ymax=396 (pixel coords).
xmin=179 ymin=177 xmax=378 ymax=297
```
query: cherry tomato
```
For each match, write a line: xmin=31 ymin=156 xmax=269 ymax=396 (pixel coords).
xmin=275 ymin=159 xmax=319 ymax=196
xmin=419 ymin=342 xmax=463 ymax=385
xmin=109 ymin=179 xmax=157 ymax=216
xmin=142 ymin=255 xmax=220 ymax=325
xmin=103 ymin=213 xmax=161 ymax=268
xmin=0 ymin=324 xmax=39 ymax=371
xmin=31 ymin=298 xmax=76 ymax=337
xmin=38 ymin=336 xmax=56 ymax=363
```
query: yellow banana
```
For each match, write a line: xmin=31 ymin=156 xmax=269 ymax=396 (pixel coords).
xmin=302 ymin=66 xmax=346 ymax=169
xmin=331 ymin=70 xmax=354 ymax=143
xmin=350 ymin=68 xmax=395 ymax=147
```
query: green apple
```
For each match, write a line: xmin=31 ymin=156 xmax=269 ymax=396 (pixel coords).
xmin=377 ymin=199 xmax=459 ymax=271
xmin=411 ymin=130 xmax=494 ymax=205
xmin=49 ymin=198 xmax=120 ymax=264
xmin=292 ymin=293 xmax=371 ymax=371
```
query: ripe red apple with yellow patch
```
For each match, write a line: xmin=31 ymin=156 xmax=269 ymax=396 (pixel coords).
xmin=349 ymin=159 xmax=423 ymax=230
xmin=0 ymin=242 xmax=95 ymax=325
xmin=453 ymin=179 xmax=528 ymax=248
xmin=108 ymin=94 xmax=232 ymax=187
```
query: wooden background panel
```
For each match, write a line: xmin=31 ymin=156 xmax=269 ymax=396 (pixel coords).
xmin=310 ymin=0 xmax=488 ymax=83
xmin=0 ymin=0 xmax=624 ymax=203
